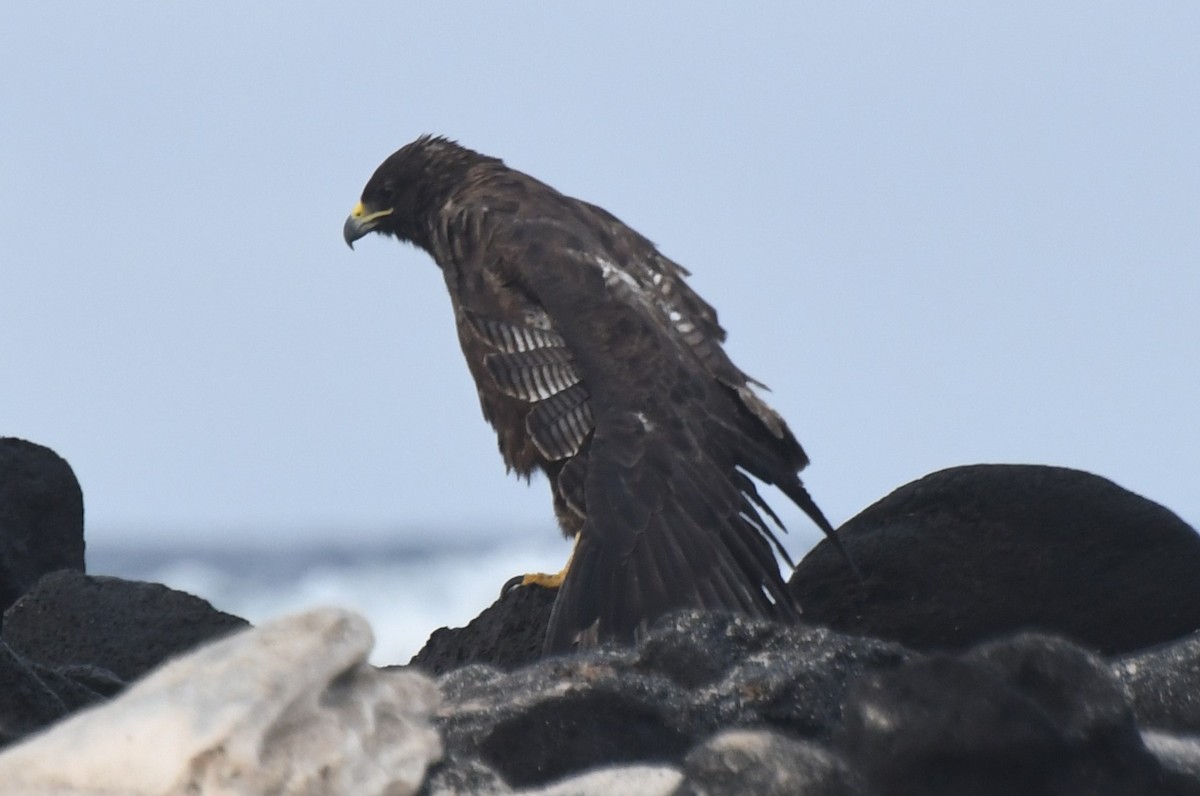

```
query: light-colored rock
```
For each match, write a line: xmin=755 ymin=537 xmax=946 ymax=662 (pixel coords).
xmin=677 ymin=729 xmax=865 ymax=795
xmin=423 ymin=757 xmax=513 ymax=795
xmin=1142 ymin=730 xmax=1200 ymax=779
xmin=510 ymin=765 xmax=682 ymax=796
xmin=0 ymin=607 xmax=441 ymax=795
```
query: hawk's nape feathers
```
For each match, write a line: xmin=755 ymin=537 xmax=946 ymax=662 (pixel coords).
xmin=344 ymin=135 xmax=850 ymax=652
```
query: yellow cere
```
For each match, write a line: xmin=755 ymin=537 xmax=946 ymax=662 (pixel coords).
xmin=351 ymin=202 xmax=395 ymax=223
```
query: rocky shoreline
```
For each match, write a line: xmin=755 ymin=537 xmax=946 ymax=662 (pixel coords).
xmin=1 ymin=436 xmax=1199 ymax=794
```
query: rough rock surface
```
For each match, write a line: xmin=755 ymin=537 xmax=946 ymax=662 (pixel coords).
xmin=0 ymin=437 xmax=85 ymax=617
xmin=3 ymin=569 xmax=248 ymax=682
xmin=0 ymin=441 xmax=122 ymax=745
xmin=415 ymin=465 xmax=1200 ymax=669
xmin=410 ymin=582 xmax=556 ymax=675
xmin=1143 ymin=732 xmax=1200 ymax=782
xmin=1113 ymin=631 xmax=1200 ymax=733
xmin=792 ymin=464 xmax=1200 ymax=655
xmin=0 ymin=570 xmax=248 ymax=747
xmin=0 ymin=608 xmax=442 ymax=796
xmin=676 ymin=729 xmax=865 ymax=795
xmin=836 ymin=633 xmax=1190 ymax=796
xmin=0 ymin=639 xmax=120 ymax=747
xmin=4 ymin=444 xmax=1200 ymax=795
xmin=428 ymin=612 xmax=1200 ymax=795
xmin=434 ymin=612 xmax=907 ymax=789
xmin=510 ymin=764 xmax=683 ymax=795
xmin=0 ymin=640 xmax=72 ymax=744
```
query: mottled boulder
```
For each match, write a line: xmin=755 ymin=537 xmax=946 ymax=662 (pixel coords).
xmin=437 ymin=652 xmax=693 ymax=789
xmin=676 ymin=729 xmax=865 ymax=796
xmin=0 ymin=608 xmax=442 ymax=796
xmin=507 ymin=764 xmax=682 ymax=795
xmin=434 ymin=611 xmax=907 ymax=790
xmin=0 ymin=438 xmax=85 ymax=616
xmin=1114 ymin=631 xmax=1200 ymax=734
xmin=651 ymin=612 xmax=909 ymax=739
xmin=422 ymin=610 xmax=1200 ymax=793
xmin=421 ymin=757 xmax=513 ymax=795
xmin=3 ymin=570 xmax=247 ymax=682
xmin=793 ymin=464 xmax=1200 ymax=655
xmin=0 ymin=445 xmax=1197 ymax=793
xmin=423 ymin=758 xmax=686 ymax=796
xmin=834 ymin=633 xmax=1195 ymax=796
xmin=410 ymin=583 xmax=555 ymax=675
xmin=4 ymin=600 xmax=1200 ymax=793
xmin=1143 ymin=733 xmax=1200 ymax=783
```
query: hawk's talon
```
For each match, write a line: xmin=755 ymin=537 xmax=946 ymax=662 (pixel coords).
xmin=500 ymin=533 xmax=580 ymax=598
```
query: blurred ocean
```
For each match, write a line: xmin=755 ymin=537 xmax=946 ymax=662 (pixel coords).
xmin=86 ymin=535 xmax=567 ymax=666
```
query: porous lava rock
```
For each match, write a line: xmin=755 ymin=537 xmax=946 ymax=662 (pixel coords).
xmin=433 ymin=611 xmax=908 ymax=790
xmin=834 ymin=633 xmax=1194 ymax=796
xmin=0 ymin=437 xmax=85 ymax=616
xmin=1113 ymin=630 xmax=1200 ymax=734
xmin=409 ymin=582 xmax=555 ymax=675
xmin=3 ymin=569 xmax=247 ymax=682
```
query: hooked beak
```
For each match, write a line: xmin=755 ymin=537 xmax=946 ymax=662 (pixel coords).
xmin=343 ymin=201 xmax=394 ymax=249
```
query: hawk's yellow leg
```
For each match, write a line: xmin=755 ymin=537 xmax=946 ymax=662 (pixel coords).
xmin=502 ymin=532 xmax=580 ymax=595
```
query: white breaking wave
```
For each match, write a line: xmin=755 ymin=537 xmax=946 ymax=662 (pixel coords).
xmin=89 ymin=537 xmax=567 ymax=666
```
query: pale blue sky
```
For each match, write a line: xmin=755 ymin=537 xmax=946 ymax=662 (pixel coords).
xmin=3 ymin=4 xmax=1197 ymax=553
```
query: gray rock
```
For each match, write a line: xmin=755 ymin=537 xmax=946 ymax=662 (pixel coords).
xmin=1114 ymin=631 xmax=1200 ymax=733
xmin=1143 ymin=731 xmax=1200 ymax=781
xmin=437 ymin=648 xmax=695 ymax=789
xmin=421 ymin=757 xmax=513 ymax=795
xmin=513 ymin=765 xmax=682 ymax=796
xmin=682 ymin=617 xmax=908 ymax=739
xmin=435 ymin=611 xmax=908 ymax=790
xmin=675 ymin=729 xmax=865 ymax=795
xmin=964 ymin=634 xmax=1136 ymax=745
xmin=0 ymin=608 xmax=442 ymax=795
xmin=834 ymin=633 xmax=1193 ymax=796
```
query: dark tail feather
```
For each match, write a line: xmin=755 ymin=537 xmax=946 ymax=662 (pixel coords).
xmin=780 ymin=479 xmax=862 ymax=580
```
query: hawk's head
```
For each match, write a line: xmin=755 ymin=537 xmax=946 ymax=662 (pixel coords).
xmin=343 ymin=135 xmax=484 ymax=250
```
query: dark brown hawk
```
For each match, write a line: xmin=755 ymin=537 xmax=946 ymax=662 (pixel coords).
xmin=344 ymin=136 xmax=851 ymax=653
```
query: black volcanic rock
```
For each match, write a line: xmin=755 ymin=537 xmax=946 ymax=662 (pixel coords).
xmin=1113 ymin=631 xmax=1200 ymax=734
xmin=792 ymin=464 xmax=1200 ymax=655
xmin=0 ymin=640 xmax=70 ymax=747
xmin=0 ymin=638 xmax=117 ymax=748
xmin=409 ymin=582 xmax=555 ymax=675
xmin=0 ymin=442 xmax=1197 ymax=792
xmin=0 ymin=438 xmax=85 ymax=616
xmin=420 ymin=464 xmax=1200 ymax=677
xmin=834 ymin=633 xmax=1197 ymax=796
xmin=664 ymin=613 xmax=909 ymax=740
xmin=2 ymin=570 xmax=248 ymax=682
xmin=437 ymin=649 xmax=693 ymax=788
xmin=428 ymin=611 xmax=1200 ymax=794
xmin=434 ymin=611 xmax=908 ymax=789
